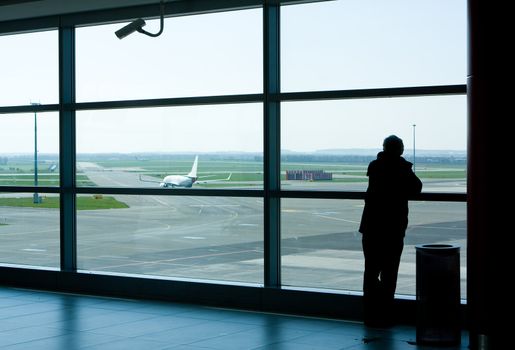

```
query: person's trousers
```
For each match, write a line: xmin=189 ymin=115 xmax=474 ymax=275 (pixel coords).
xmin=362 ymin=233 xmax=404 ymax=325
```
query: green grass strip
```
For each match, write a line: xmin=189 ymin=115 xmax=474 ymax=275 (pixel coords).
xmin=0 ymin=195 xmax=128 ymax=210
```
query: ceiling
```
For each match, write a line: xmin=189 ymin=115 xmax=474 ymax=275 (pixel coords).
xmin=0 ymin=0 xmax=174 ymax=22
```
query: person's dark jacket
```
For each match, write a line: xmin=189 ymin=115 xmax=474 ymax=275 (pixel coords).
xmin=359 ymin=151 xmax=422 ymax=236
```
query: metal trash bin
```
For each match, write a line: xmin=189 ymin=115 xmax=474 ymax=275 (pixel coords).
xmin=415 ymin=244 xmax=461 ymax=346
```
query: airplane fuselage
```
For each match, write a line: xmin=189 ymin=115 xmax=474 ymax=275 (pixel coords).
xmin=160 ymin=175 xmax=197 ymax=188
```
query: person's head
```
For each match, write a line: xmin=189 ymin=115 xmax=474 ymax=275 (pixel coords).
xmin=383 ymin=135 xmax=404 ymax=156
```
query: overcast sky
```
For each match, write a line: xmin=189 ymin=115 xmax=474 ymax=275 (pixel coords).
xmin=0 ymin=0 xmax=466 ymax=154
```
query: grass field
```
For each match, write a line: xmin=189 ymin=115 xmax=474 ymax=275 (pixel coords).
xmin=0 ymin=157 xmax=465 ymax=209
xmin=0 ymin=174 xmax=94 ymax=186
xmin=0 ymin=195 xmax=128 ymax=210
xmin=0 ymin=158 xmax=466 ymax=186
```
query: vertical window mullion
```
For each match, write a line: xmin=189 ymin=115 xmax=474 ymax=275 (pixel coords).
xmin=59 ymin=25 xmax=77 ymax=271
xmin=263 ymin=1 xmax=280 ymax=287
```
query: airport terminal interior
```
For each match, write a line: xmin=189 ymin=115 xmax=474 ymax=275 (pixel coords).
xmin=1 ymin=1 xmax=497 ymax=349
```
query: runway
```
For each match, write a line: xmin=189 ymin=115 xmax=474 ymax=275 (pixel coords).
xmin=0 ymin=163 xmax=467 ymax=298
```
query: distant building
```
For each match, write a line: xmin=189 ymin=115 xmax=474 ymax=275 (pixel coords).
xmin=285 ymin=169 xmax=332 ymax=181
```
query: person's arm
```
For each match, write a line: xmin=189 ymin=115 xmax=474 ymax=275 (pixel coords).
xmin=407 ymin=168 xmax=422 ymax=195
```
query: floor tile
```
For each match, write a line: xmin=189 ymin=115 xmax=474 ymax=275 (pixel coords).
xmin=0 ymin=287 xmax=470 ymax=350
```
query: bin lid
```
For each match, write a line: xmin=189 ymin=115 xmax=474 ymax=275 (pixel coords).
xmin=415 ymin=244 xmax=460 ymax=254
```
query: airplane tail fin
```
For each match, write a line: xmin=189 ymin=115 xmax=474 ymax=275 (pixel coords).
xmin=187 ymin=155 xmax=198 ymax=178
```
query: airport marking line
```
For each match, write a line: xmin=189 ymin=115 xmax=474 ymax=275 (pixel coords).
xmin=313 ymin=213 xmax=360 ymax=224
xmin=89 ymin=249 xmax=262 ymax=271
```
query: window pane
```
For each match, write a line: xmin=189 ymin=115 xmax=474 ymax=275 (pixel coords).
xmin=402 ymin=201 xmax=466 ymax=298
xmin=76 ymin=105 xmax=263 ymax=189
xmin=281 ymin=199 xmax=466 ymax=299
xmin=281 ymin=96 xmax=466 ymax=193
xmin=281 ymin=0 xmax=466 ymax=91
xmin=282 ymin=199 xmax=362 ymax=292
xmin=77 ymin=195 xmax=263 ymax=284
xmin=0 ymin=112 xmax=60 ymax=186
xmin=0 ymin=30 xmax=58 ymax=106
xmin=0 ymin=192 xmax=60 ymax=268
xmin=76 ymin=9 xmax=262 ymax=102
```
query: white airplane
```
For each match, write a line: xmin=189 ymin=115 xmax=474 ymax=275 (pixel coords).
xmin=139 ymin=155 xmax=231 ymax=188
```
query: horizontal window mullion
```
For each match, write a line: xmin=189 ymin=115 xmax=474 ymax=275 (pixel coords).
xmin=0 ymin=186 xmax=60 ymax=193
xmin=0 ymin=104 xmax=59 ymax=114
xmin=70 ymin=94 xmax=264 ymax=111
xmin=1 ymin=86 xmax=466 ymax=114
xmin=0 ymin=16 xmax=58 ymax=35
xmin=279 ymin=190 xmax=466 ymax=202
xmin=0 ymin=187 xmax=465 ymax=202
xmin=276 ymin=84 xmax=466 ymax=102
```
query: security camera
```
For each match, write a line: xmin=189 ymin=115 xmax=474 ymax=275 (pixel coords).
xmin=115 ymin=18 xmax=146 ymax=39
xmin=114 ymin=1 xmax=165 ymax=39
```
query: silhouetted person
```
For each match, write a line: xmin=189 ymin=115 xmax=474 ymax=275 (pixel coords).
xmin=359 ymin=135 xmax=422 ymax=327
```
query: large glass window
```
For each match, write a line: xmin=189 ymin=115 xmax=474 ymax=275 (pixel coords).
xmin=1 ymin=0 xmax=467 ymax=307
xmin=0 ymin=192 xmax=60 ymax=268
xmin=76 ymin=9 xmax=262 ymax=102
xmin=76 ymin=104 xmax=263 ymax=189
xmin=77 ymin=195 xmax=263 ymax=284
xmin=281 ymin=0 xmax=466 ymax=92
xmin=0 ymin=30 xmax=58 ymax=106
xmin=281 ymin=96 xmax=466 ymax=192
xmin=0 ymin=112 xmax=60 ymax=186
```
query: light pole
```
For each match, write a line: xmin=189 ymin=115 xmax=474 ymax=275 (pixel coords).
xmin=412 ymin=124 xmax=416 ymax=174
xmin=31 ymin=101 xmax=41 ymax=204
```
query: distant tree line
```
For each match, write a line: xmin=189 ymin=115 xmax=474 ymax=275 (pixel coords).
xmin=278 ymin=154 xmax=466 ymax=164
xmin=281 ymin=155 xmax=375 ymax=163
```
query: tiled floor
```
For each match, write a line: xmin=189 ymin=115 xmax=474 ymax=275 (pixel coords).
xmin=1 ymin=286 xmax=468 ymax=349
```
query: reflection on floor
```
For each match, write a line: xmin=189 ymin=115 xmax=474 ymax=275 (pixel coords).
xmin=0 ymin=286 xmax=468 ymax=349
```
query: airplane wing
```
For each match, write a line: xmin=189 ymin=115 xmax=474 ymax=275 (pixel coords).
xmin=139 ymin=174 xmax=162 ymax=184
xmin=195 ymin=173 xmax=232 ymax=184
